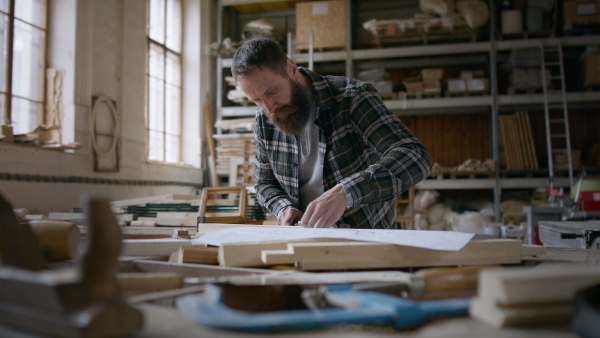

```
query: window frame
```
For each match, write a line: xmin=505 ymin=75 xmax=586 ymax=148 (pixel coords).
xmin=146 ymin=0 xmax=184 ymax=165
xmin=1 ymin=0 xmax=48 ymax=133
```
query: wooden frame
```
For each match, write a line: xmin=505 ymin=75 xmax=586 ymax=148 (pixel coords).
xmin=197 ymin=186 xmax=248 ymax=225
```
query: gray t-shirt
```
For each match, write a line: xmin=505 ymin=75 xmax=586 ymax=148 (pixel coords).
xmin=298 ymin=99 xmax=324 ymax=211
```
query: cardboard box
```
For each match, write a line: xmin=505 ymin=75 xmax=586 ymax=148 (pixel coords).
xmin=403 ymin=78 xmax=423 ymax=94
xmin=422 ymin=79 xmax=441 ymax=93
xmin=296 ymin=1 xmax=346 ymax=50
xmin=583 ymin=53 xmax=600 ymax=86
xmin=447 ymin=79 xmax=467 ymax=93
xmin=564 ymin=0 xmax=600 ymax=30
xmin=467 ymin=78 xmax=489 ymax=92
xmin=421 ymin=68 xmax=443 ymax=81
xmin=377 ymin=23 xmax=397 ymax=37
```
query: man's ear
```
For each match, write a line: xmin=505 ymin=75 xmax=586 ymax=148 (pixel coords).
xmin=286 ymin=58 xmax=297 ymax=77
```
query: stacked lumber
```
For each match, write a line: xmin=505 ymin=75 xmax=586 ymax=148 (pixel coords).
xmin=471 ymin=265 xmax=600 ymax=328
xmin=213 ymin=133 xmax=256 ymax=185
xmin=499 ymin=111 xmax=538 ymax=171
xmin=218 ymin=239 xmax=525 ymax=270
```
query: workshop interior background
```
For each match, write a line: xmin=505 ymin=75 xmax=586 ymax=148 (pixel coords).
xmin=1 ymin=0 xmax=600 ymax=231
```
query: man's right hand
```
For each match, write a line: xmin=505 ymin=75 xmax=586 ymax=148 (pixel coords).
xmin=278 ymin=206 xmax=303 ymax=225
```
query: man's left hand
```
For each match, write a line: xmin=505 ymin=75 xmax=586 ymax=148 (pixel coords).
xmin=300 ymin=184 xmax=347 ymax=228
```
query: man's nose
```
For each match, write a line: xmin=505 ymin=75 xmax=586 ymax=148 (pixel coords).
xmin=264 ymin=101 xmax=278 ymax=115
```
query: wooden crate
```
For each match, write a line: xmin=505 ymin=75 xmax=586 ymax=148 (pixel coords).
xmin=296 ymin=0 xmax=346 ymax=50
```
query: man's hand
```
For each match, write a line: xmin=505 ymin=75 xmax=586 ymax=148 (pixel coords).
xmin=300 ymin=184 xmax=347 ymax=228
xmin=278 ymin=206 xmax=303 ymax=225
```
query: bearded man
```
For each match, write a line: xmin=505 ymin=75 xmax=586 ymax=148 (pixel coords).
xmin=231 ymin=38 xmax=432 ymax=229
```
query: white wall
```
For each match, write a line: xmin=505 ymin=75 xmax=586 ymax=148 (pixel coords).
xmin=0 ymin=0 xmax=211 ymax=214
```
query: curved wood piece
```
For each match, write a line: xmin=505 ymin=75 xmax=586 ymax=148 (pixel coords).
xmin=0 ymin=193 xmax=45 ymax=270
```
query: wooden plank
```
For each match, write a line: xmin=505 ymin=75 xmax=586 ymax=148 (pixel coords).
xmin=110 ymin=194 xmax=197 ymax=208
xmin=288 ymin=240 xmax=523 ymax=271
xmin=498 ymin=115 xmax=516 ymax=170
xmin=470 ymin=264 xmax=600 ymax=328
xmin=522 ymin=111 xmax=539 ymax=170
xmin=470 ymin=296 xmax=573 ymax=328
xmin=521 ymin=244 xmax=547 ymax=257
xmin=516 ymin=111 xmax=532 ymax=170
xmin=121 ymin=239 xmax=192 ymax=256
xmin=508 ymin=114 xmax=523 ymax=170
xmin=223 ymin=239 xmax=522 ymax=269
xmin=218 ymin=238 xmax=357 ymax=267
xmin=478 ymin=264 xmax=600 ymax=306
xmin=514 ymin=112 xmax=530 ymax=170
xmin=169 ymin=246 xmax=219 ymax=265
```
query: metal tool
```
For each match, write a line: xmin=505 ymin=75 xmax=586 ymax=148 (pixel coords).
xmin=176 ymin=283 xmax=471 ymax=333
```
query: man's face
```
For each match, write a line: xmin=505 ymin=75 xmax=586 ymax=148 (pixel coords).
xmin=237 ymin=65 xmax=312 ymax=135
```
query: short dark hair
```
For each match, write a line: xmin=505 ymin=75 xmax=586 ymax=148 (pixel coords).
xmin=231 ymin=38 xmax=288 ymax=79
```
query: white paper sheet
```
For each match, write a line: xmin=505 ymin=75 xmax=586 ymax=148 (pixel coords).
xmin=193 ymin=227 xmax=475 ymax=251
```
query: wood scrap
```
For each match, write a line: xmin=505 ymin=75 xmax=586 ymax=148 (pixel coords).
xmin=470 ymin=264 xmax=600 ymax=328
xmin=168 ymin=246 xmax=219 ymax=265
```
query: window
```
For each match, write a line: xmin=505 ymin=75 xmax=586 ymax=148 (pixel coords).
xmin=0 ymin=0 xmax=47 ymax=135
xmin=147 ymin=0 xmax=182 ymax=164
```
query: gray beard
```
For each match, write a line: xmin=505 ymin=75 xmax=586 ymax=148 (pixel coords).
xmin=268 ymin=78 xmax=312 ymax=136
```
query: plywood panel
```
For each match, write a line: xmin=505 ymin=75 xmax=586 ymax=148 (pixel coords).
xmin=401 ymin=114 xmax=490 ymax=167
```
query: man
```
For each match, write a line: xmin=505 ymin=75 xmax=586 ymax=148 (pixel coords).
xmin=232 ymin=38 xmax=431 ymax=229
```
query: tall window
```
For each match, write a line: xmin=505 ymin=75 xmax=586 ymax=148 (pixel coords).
xmin=0 ymin=0 xmax=47 ymax=135
xmin=147 ymin=0 xmax=182 ymax=164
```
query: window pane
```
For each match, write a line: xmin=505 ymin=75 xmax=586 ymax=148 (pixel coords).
xmin=15 ymin=0 xmax=47 ymax=28
xmin=165 ymin=52 xmax=180 ymax=85
xmin=0 ymin=94 xmax=5 ymax=123
xmin=165 ymin=83 xmax=180 ymax=135
xmin=0 ymin=1 xmax=8 ymax=15
xmin=149 ymin=0 xmax=165 ymax=44
xmin=148 ymin=129 xmax=164 ymax=162
xmin=0 ymin=14 xmax=8 ymax=93
xmin=165 ymin=134 xmax=180 ymax=163
xmin=148 ymin=43 xmax=164 ymax=80
xmin=12 ymin=97 xmax=41 ymax=134
xmin=148 ymin=77 xmax=164 ymax=131
xmin=12 ymin=21 xmax=45 ymax=101
xmin=166 ymin=0 xmax=181 ymax=52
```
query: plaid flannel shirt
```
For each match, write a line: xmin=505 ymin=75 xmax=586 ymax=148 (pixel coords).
xmin=254 ymin=68 xmax=432 ymax=229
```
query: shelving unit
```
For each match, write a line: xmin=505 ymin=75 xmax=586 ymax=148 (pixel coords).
xmin=213 ymin=0 xmax=600 ymax=220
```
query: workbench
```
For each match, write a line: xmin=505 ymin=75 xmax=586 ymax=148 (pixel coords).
xmin=0 ymin=247 xmax=586 ymax=338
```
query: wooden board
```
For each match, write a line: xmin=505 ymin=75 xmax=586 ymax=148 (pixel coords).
xmin=218 ymin=238 xmax=357 ymax=268
xmin=110 ymin=194 xmax=197 ymax=208
xmin=219 ymin=239 xmax=523 ymax=270
xmin=169 ymin=246 xmax=219 ymax=265
xmin=470 ymin=264 xmax=600 ymax=328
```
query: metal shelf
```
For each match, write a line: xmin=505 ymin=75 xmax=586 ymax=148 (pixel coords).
xmin=496 ymin=35 xmax=600 ymax=50
xmin=220 ymin=91 xmax=600 ymax=118
xmin=221 ymin=106 xmax=257 ymax=118
xmin=416 ymin=177 xmax=571 ymax=190
xmin=497 ymin=91 xmax=600 ymax=106
xmin=384 ymin=95 xmax=493 ymax=112
xmin=220 ymin=36 xmax=600 ymax=69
